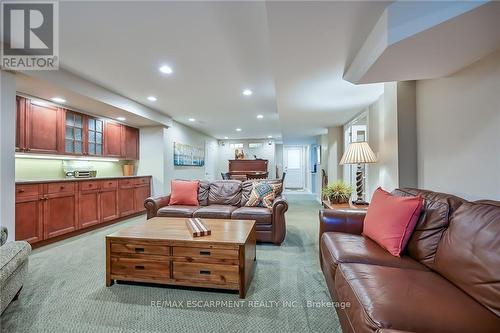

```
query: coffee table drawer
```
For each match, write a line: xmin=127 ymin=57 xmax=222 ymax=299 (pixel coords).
xmin=111 ymin=242 xmax=169 ymax=256
xmin=111 ymin=257 xmax=169 ymax=277
xmin=173 ymin=262 xmax=239 ymax=285
xmin=173 ymin=247 xmax=238 ymax=260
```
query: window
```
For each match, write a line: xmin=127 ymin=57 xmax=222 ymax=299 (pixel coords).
xmin=249 ymin=143 xmax=263 ymax=149
xmin=229 ymin=143 xmax=243 ymax=149
xmin=87 ymin=118 xmax=103 ymax=155
xmin=65 ymin=111 xmax=84 ymax=154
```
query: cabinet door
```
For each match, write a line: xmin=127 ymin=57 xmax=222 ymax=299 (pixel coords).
xmin=134 ymin=185 xmax=150 ymax=213
xmin=123 ymin=126 xmax=139 ymax=160
xmin=16 ymin=96 xmax=27 ymax=151
xmin=79 ymin=190 xmax=100 ymax=228
xmin=44 ymin=193 xmax=78 ymax=239
xmin=104 ymin=121 xmax=123 ymax=157
xmin=64 ymin=111 xmax=85 ymax=155
xmin=87 ymin=117 xmax=104 ymax=156
xmin=100 ymin=188 xmax=119 ymax=222
xmin=118 ymin=187 xmax=135 ymax=217
xmin=26 ymin=102 xmax=63 ymax=154
xmin=15 ymin=196 xmax=43 ymax=243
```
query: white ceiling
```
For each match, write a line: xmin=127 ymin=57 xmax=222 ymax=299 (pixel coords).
xmin=31 ymin=1 xmax=388 ymax=141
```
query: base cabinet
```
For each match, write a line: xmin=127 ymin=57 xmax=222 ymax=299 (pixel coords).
xmin=15 ymin=177 xmax=151 ymax=245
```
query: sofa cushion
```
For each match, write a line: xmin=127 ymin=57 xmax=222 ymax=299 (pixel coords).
xmin=321 ymin=233 xmax=427 ymax=274
xmin=363 ymin=188 xmax=423 ymax=256
xmin=246 ymin=182 xmax=276 ymax=208
xmin=157 ymin=205 xmax=199 ymax=218
xmin=208 ymin=180 xmax=242 ymax=206
xmin=193 ymin=205 xmax=238 ymax=219
xmin=392 ymin=188 xmax=466 ymax=268
xmin=198 ymin=180 xmax=210 ymax=206
xmin=434 ymin=201 xmax=500 ymax=317
xmin=170 ymin=180 xmax=199 ymax=206
xmin=232 ymin=207 xmax=272 ymax=225
xmin=335 ymin=263 xmax=500 ymax=333
xmin=240 ymin=180 xmax=253 ymax=206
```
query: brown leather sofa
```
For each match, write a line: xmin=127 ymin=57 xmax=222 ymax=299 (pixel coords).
xmin=319 ymin=188 xmax=500 ymax=333
xmin=144 ymin=180 xmax=288 ymax=245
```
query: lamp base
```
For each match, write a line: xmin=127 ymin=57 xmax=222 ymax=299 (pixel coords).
xmin=352 ymin=199 xmax=369 ymax=206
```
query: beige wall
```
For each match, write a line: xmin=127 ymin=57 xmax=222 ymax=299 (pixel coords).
xmin=367 ymin=82 xmax=399 ymax=200
xmin=416 ymin=50 xmax=500 ymax=200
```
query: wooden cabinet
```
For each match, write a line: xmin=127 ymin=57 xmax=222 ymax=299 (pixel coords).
xmin=16 ymin=177 xmax=151 ymax=245
xmin=104 ymin=121 xmax=123 ymax=158
xmin=44 ymin=190 xmax=78 ymax=239
xmin=15 ymin=185 xmax=43 ymax=243
xmin=123 ymin=126 xmax=139 ymax=160
xmin=119 ymin=177 xmax=150 ymax=216
xmin=15 ymin=96 xmax=140 ymax=160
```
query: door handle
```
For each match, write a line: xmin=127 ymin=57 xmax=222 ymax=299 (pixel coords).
xmin=134 ymin=248 xmax=145 ymax=253
xmin=199 ymin=250 xmax=211 ymax=256
xmin=199 ymin=270 xmax=211 ymax=275
xmin=135 ymin=265 xmax=145 ymax=270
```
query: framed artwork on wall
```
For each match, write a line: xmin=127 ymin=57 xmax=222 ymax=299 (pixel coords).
xmin=174 ymin=142 xmax=205 ymax=166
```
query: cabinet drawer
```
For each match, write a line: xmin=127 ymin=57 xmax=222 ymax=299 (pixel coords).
xmin=111 ymin=242 xmax=169 ymax=256
xmin=134 ymin=177 xmax=150 ymax=186
xmin=119 ymin=179 xmax=135 ymax=188
xmin=47 ymin=182 xmax=75 ymax=194
xmin=101 ymin=180 xmax=118 ymax=189
xmin=111 ymin=257 xmax=169 ymax=278
xmin=173 ymin=247 xmax=238 ymax=261
xmin=79 ymin=181 xmax=100 ymax=192
xmin=16 ymin=184 xmax=40 ymax=198
xmin=173 ymin=262 xmax=239 ymax=285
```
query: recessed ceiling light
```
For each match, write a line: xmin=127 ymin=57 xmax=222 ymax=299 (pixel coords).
xmin=159 ymin=65 xmax=173 ymax=74
xmin=235 ymin=128 xmax=242 ymax=132
xmin=147 ymin=96 xmax=157 ymax=102
xmin=242 ymin=89 xmax=252 ymax=96
xmin=224 ymin=136 xmax=229 ymax=139
xmin=268 ymin=135 xmax=273 ymax=138
xmin=51 ymin=97 xmax=66 ymax=103
xmin=116 ymin=117 xmax=126 ymax=121
xmin=257 ymin=114 xmax=264 ymax=119
xmin=188 ymin=118 xmax=196 ymax=122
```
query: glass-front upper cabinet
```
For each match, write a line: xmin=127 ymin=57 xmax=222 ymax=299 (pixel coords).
xmin=65 ymin=111 xmax=84 ymax=154
xmin=87 ymin=117 xmax=104 ymax=156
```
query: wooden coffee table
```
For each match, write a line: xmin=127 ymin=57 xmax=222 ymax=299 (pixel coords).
xmin=105 ymin=217 xmax=256 ymax=298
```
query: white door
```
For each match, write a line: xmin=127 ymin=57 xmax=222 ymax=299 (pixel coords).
xmin=204 ymin=142 xmax=217 ymax=181
xmin=284 ymin=146 xmax=304 ymax=189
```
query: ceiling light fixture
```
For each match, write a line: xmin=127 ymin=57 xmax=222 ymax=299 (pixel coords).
xmin=235 ymin=128 xmax=242 ymax=132
xmin=188 ymin=118 xmax=196 ymax=122
xmin=116 ymin=117 xmax=126 ymax=121
xmin=147 ymin=96 xmax=157 ymax=102
xmin=159 ymin=65 xmax=173 ymax=74
xmin=268 ymin=135 xmax=273 ymax=138
xmin=257 ymin=114 xmax=264 ymax=119
xmin=242 ymin=89 xmax=252 ymax=96
xmin=224 ymin=136 xmax=229 ymax=139
xmin=51 ymin=97 xmax=66 ymax=103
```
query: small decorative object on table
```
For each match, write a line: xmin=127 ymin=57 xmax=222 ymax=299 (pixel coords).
xmin=322 ymin=181 xmax=353 ymax=204
xmin=186 ymin=218 xmax=211 ymax=237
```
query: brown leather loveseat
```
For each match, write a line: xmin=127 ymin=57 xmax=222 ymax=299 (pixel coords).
xmin=145 ymin=180 xmax=288 ymax=245
xmin=319 ymin=188 xmax=500 ymax=333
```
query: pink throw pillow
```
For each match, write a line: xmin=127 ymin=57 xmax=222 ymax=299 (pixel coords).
xmin=170 ymin=180 xmax=199 ymax=206
xmin=363 ymin=187 xmax=423 ymax=256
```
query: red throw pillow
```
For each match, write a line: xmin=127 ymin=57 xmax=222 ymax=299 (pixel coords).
xmin=169 ymin=180 xmax=199 ymax=206
xmin=363 ymin=187 xmax=423 ymax=256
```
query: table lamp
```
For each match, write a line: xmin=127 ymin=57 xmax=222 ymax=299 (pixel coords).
xmin=339 ymin=141 xmax=377 ymax=205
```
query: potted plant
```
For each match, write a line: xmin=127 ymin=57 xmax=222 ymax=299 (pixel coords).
xmin=322 ymin=181 xmax=353 ymax=204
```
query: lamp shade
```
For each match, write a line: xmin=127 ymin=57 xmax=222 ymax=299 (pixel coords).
xmin=339 ymin=141 xmax=377 ymax=165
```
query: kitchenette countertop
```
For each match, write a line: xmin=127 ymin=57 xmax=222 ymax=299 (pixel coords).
xmin=16 ymin=175 xmax=152 ymax=184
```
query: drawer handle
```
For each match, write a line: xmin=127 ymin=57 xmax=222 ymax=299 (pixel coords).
xmin=199 ymin=250 xmax=211 ymax=256
xmin=19 ymin=189 xmax=25 ymax=193
xmin=135 ymin=265 xmax=145 ymax=270
xmin=200 ymin=270 xmax=211 ymax=275
xmin=60 ymin=186 xmax=65 ymax=189
xmin=135 ymin=248 xmax=145 ymax=253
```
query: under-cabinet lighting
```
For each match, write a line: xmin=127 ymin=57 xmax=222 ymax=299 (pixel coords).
xmin=15 ymin=153 xmax=120 ymax=162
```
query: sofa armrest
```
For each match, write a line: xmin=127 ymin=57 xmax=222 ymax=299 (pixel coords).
xmin=0 ymin=241 xmax=31 ymax=284
xmin=272 ymin=195 xmax=288 ymax=245
xmin=319 ymin=208 xmax=366 ymax=238
xmin=0 ymin=227 xmax=7 ymax=246
xmin=144 ymin=194 xmax=171 ymax=219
